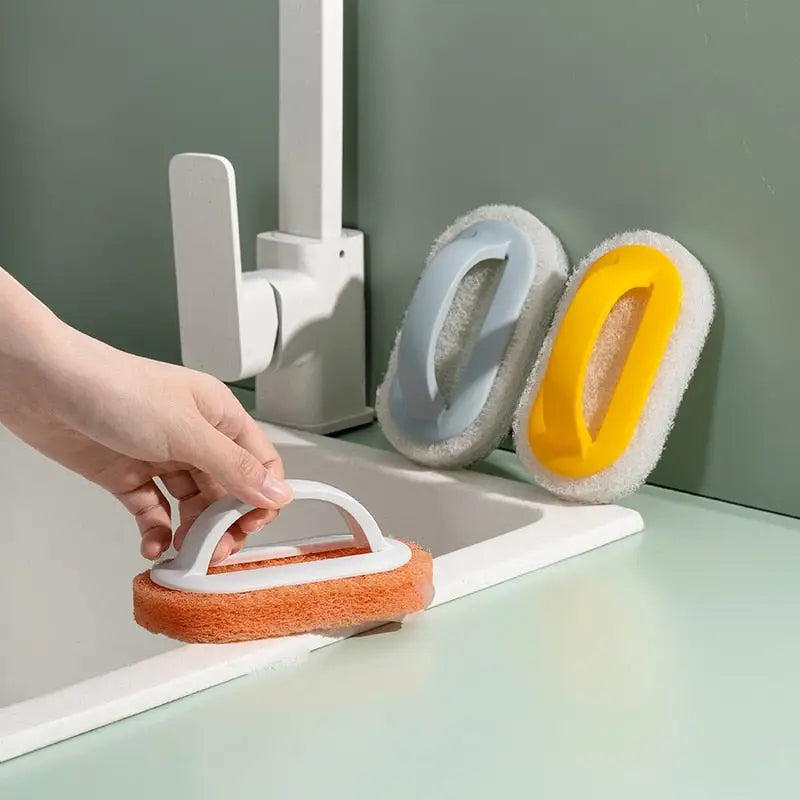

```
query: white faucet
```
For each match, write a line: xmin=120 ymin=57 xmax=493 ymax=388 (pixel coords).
xmin=168 ymin=0 xmax=373 ymax=434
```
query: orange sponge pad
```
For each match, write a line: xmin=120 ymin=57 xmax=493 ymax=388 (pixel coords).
xmin=133 ymin=541 xmax=433 ymax=643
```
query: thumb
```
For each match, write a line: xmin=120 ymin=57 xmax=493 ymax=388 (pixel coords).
xmin=184 ymin=422 xmax=293 ymax=509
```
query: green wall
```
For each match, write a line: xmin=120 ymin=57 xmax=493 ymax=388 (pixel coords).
xmin=1 ymin=1 xmax=798 ymax=516
xmin=0 ymin=0 xmax=280 ymax=363
xmin=356 ymin=0 xmax=800 ymax=515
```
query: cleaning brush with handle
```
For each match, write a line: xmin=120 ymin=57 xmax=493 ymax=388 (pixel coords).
xmin=513 ymin=230 xmax=715 ymax=503
xmin=376 ymin=204 xmax=569 ymax=469
xmin=133 ymin=480 xmax=433 ymax=642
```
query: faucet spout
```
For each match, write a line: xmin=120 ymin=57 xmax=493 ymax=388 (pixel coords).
xmin=167 ymin=0 xmax=373 ymax=433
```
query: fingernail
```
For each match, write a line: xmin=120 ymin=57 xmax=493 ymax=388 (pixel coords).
xmin=211 ymin=544 xmax=230 ymax=564
xmin=261 ymin=474 xmax=293 ymax=505
xmin=238 ymin=517 xmax=264 ymax=534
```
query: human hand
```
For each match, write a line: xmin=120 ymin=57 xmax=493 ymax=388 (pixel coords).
xmin=0 ymin=301 xmax=292 ymax=563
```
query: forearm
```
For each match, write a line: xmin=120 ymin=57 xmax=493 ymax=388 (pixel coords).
xmin=0 ymin=266 xmax=67 ymax=362
xmin=0 ymin=267 xmax=77 ymax=414
xmin=0 ymin=269 xmax=288 ymax=561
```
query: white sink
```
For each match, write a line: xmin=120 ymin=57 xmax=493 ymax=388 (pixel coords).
xmin=0 ymin=422 xmax=642 ymax=762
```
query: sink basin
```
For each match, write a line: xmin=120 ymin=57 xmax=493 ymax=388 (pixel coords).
xmin=0 ymin=422 xmax=642 ymax=762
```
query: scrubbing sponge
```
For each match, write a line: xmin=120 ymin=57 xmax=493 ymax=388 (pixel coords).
xmin=377 ymin=204 xmax=569 ymax=469
xmin=513 ymin=230 xmax=715 ymax=503
xmin=133 ymin=481 xmax=433 ymax=643
xmin=133 ymin=542 xmax=432 ymax=643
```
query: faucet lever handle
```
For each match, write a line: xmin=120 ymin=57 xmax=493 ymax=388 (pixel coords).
xmin=168 ymin=153 xmax=278 ymax=382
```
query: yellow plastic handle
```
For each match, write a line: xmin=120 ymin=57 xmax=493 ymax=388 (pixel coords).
xmin=527 ymin=245 xmax=682 ymax=478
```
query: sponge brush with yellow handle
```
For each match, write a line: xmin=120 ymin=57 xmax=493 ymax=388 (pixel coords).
xmin=513 ymin=231 xmax=714 ymax=503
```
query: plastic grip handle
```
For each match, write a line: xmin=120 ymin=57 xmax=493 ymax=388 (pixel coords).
xmin=396 ymin=231 xmax=511 ymax=409
xmin=169 ymin=479 xmax=385 ymax=578
xmin=389 ymin=219 xmax=536 ymax=442
xmin=528 ymin=245 xmax=682 ymax=477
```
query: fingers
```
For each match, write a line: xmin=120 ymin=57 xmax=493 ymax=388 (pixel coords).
xmin=212 ymin=528 xmax=246 ymax=564
xmin=114 ymin=479 xmax=172 ymax=560
xmin=174 ymin=421 xmax=292 ymax=510
xmin=159 ymin=469 xmax=199 ymax=504
xmin=171 ymin=479 xmax=223 ymax=552
xmin=164 ymin=382 xmax=291 ymax=560
xmin=224 ymin=509 xmax=279 ymax=557
xmin=231 ymin=508 xmax=280 ymax=555
xmin=237 ymin=507 xmax=279 ymax=534
xmin=181 ymin=381 xmax=292 ymax=507
xmin=169 ymin=482 xmax=261 ymax=563
xmin=172 ymin=500 xmax=279 ymax=563
xmin=162 ymin=467 xmax=278 ymax=562
xmin=227 ymin=410 xmax=286 ymax=481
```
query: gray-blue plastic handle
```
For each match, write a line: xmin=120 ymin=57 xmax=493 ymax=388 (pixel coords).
xmin=389 ymin=219 xmax=536 ymax=442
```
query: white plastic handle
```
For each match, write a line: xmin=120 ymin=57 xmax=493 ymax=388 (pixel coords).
xmin=172 ymin=479 xmax=384 ymax=577
xmin=149 ymin=479 xmax=411 ymax=594
xmin=169 ymin=153 xmax=279 ymax=382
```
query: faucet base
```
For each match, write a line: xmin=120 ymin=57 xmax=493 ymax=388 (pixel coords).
xmin=253 ymin=228 xmax=372 ymax=434
xmin=251 ymin=405 xmax=375 ymax=436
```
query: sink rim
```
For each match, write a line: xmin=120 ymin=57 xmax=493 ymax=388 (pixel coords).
xmin=0 ymin=422 xmax=643 ymax=763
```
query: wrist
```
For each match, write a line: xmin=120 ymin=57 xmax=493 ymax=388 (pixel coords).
xmin=0 ymin=269 xmax=85 ymax=416
xmin=0 ymin=317 xmax=75 ymax=414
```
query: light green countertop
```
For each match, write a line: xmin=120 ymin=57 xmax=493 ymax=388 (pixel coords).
xmin=2 ymin=424 xmax=799 ymax=798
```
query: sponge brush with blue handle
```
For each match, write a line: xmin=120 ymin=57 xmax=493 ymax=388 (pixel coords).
xmin=377 ymin=205 xmax=569 ymax=469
